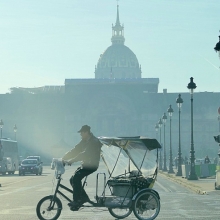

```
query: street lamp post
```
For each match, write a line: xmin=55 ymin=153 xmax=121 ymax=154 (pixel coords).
xmin=0 ymin=120 xmax=4 ymax=138
xmin=218 ymin=107 xmax=220 ymax=134
xmin=218 ymin=115 xmax=220 ymax=134
xmin=155 ymin=123 xmax=159 ymax=167
xmin=187 ymin=77 xmax=198 ymax=180
xmin=14 ymin=124 xmax=17 ymax=141
xmin=176 ymin=94 xmax=183 ymax=176
xmin=162 ymin=113 xmax=167 ymax=172
xmin=158 ymin=119 xmax=163 ymax=170
xmin=167 ymin=105 xmax=175 ymax=174
xmin=155 ymin=123 xmax=159 ymax=139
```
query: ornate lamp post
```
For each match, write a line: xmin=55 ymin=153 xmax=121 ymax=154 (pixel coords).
xmin=155 ymin=123 xmax=159 ymax=139
xmin=214 ymin=35 xmax=220 ymax=59
xmin=14 ymin=124 xmax=17 ymax=141
xmin=155 ymin=123 xmax=159 ymax=167
xmin=218 ymin=115 xmax=220 ymax=133
xmin=162 ymin=113 xmax=167 ymax=172
xmin=0 ymin=120 xmax=4 ymax=138
xmin=187 ymin=77 xmax=198 ymax=180
xmin=217 ymin=107 xmax=220 ymax=134
xmin=167 ymin=105 xmax=174 ymax=174
xmin=176 ymin=94 xmax=183 ymax=176
xmin=158 ymin=119 xmax=163 ymax=170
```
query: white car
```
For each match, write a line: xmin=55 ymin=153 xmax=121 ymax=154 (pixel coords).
xmin=195 ymin=158 xmax=205 ymax=165
xmin=5 ymin=157 xmax=16 ymax=174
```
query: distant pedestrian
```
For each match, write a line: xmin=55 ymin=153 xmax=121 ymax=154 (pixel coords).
xmin=181 ymin=156 xmax=184 ymax=165
xmin=0 ymin=140 xmax=3 ymax=160
xmin=214 ymin=157 xmax=218 ymax=165
xmin=0 ymin=141 xmax=3 ymax=187
xmin=174 ymin=157 xmax=178 ymax=168
xmin=204 ymin=155 xmax=211 ymax=164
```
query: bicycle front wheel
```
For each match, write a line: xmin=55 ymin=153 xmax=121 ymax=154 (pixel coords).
xmin=36 ymin=195 xmax=62 ymax=220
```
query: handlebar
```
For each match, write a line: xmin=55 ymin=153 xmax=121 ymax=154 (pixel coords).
xmin=62 ymin=160 xmax=72 ymax=166
xmin=51 ymin=158 xmax=65 ymax=177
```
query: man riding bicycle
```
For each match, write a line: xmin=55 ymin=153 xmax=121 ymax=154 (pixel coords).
xmin=62 ymin=125 xmax=102 ymax=210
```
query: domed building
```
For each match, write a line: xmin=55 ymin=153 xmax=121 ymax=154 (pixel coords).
xmin=2 ymin=5 xmax=218 ymax=163
xmin=95 ymin=5 xmax=142 ymax=79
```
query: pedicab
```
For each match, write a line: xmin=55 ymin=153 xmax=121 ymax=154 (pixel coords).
xmin=36 ymin=136 xmax=161 ymax=220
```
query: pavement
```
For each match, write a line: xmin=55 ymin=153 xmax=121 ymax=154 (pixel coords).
xmin=158 ymin=170 xmax=217 ymax=195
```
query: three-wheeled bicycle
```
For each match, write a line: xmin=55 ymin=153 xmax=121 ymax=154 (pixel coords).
xmin=36 ymin=136 xmax=161 ymax=220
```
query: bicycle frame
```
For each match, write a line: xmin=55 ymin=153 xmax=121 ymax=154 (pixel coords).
xmin=48 ymin=174 xmax=73 ymax=210
xmin=49 ymin=172 xmax=107 ymax=209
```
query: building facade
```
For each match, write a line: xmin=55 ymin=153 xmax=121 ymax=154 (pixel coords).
xmin=2 ymin=6 xmax=220 ymax=161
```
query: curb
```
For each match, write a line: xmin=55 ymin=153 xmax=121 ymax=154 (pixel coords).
xmin=158 ymin=171 xmax=208 ymax=195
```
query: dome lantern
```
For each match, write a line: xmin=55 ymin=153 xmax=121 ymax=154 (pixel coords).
xmin=111 ymin=5 xmax=125 ymax=45
xmin=95 ymin=5 xmax=142 ymax=79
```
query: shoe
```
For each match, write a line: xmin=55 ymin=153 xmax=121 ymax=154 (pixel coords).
xmin=68 ymin=197 xmax=90 ymax=209
xmin=80 ymin=196 xmax=90 ymax=204
xmin=68 ymin=201 xmax=81 ymax=211
xmin=68 ymin=201 xmax=81 ymax=208
xmin=70 ymin=206 xmax=80 ymax=211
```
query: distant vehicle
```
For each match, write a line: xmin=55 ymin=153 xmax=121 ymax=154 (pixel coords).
xmin=19 ymin=159 xmax=43 ymax=176
xmin=0 ymin=157 xmax=7 ymax=175
xmin=0 ymin=139 xmax=19 ymax=171
xmin=195 ymin=159 xmax=205 ymax=165
xmin=5 ymin=157 xmax=16 ymax=174
xmin=26 ymin=156 xmax=41 ymax=164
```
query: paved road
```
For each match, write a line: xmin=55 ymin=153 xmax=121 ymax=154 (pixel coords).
xmin=0 ymin=165 xmax=220 ymax=220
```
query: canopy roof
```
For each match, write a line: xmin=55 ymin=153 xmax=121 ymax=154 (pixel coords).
xmin=98 ymin=136 xmax=161 ymax=151
xmin=99 ymin=136 xmax=160 ymax=177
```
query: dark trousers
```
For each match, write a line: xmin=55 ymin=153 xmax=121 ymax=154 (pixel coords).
xmin=70 ymin=167 xmax=96 ymax=201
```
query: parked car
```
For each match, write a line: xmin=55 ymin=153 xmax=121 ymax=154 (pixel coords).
xmin=19 ymin=159 xmax=43 ymax=176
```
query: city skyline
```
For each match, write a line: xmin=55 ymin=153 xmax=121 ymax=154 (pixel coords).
xmin=0 ymin=0 xmax=219 ymax=94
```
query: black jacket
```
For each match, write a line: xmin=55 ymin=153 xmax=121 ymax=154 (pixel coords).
xmin=63 ymin=134 xmax=102 ymax=170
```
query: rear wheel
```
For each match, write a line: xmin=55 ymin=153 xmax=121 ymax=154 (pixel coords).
xmin=108 ymin=207 xmax=132 ymax=219
xmin=36 ymin=195 xmax=62 ymax=220
xmin=133 ymin=191 xmax=160 ymax=220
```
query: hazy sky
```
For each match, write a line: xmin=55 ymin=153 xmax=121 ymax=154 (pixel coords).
xmin=0 ymin=0 xmax=219 ymax=94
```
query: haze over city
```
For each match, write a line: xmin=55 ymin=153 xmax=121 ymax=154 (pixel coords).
xmin=0 ymin=0 xmax=219 ymax=94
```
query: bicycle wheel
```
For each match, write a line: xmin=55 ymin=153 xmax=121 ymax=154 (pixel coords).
xmin=133 ymin=191 xmax=160 ymax=220
xmin=108 ymin=207 xmax=132 ymax=219
xmin=36 ymin=195 xmax=62 ymax=220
